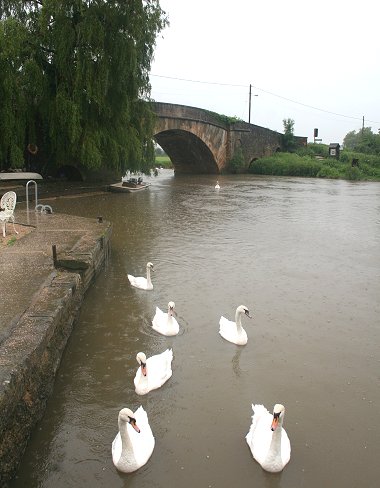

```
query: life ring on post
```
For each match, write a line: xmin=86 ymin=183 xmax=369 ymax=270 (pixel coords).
xmin=27 ymin=143 xmax=38 ymax=155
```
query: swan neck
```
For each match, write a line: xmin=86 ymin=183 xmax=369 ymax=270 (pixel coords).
xmin=119 ymin=420 xmax=134 ymax=457
xmin=138 ymin=368 xmax=148 ymax=386
xmin=268 ymin=421 xmax=283 ymax=455
xmin=146 ymin=267 xmax=151 ymax=285
xmin=139 ymin=369 xmax=148 ymax=380
xmin=235 ymin=310 xmax=243 ymax=329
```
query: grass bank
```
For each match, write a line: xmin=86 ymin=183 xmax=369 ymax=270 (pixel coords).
xmin=155 ymin=146 xmax=380 ymax=181
xmin=248 ymin=150 xmax=380 ymax=181
xmin=155 ymin=156 xmax=173 ymax=169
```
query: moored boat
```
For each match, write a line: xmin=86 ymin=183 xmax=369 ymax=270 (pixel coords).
xmin=109 ymin=173 xmax=150 ymax=193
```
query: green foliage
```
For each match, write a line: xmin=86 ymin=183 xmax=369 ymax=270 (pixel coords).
xmin=227 ymin=147 xmax=245 ymax=173
xmin=281 ymin=118 xmax=296 ymax=152
xmin=7 ymin=236 xmax=16 ymax=246
xmin=249 ymin=152 xmax=322 ymax=177
xmin=204 ymin=110 xmax=244 ymax=126
xmin=345 ymin=166 xmax=361 ymax=180
xmin=155 ymin=155 xmax=173 ymax=168
xmin=343 ymin=127 xmax=380 ymax=154
xmin=248 ymin=150 xmax=380 ymax=181
xmin=316 ymin=166 xmax=340 ymax=179
xmin=296 ymin=142 xmax=329 ymax=158
xmin=0 ymin=1 xmax=168 ymax=175
xmin=340 ymin=149 xmax=380 ymax=168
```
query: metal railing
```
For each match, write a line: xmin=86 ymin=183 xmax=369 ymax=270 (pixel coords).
xmin=26 ymin=180 xmax=53 ymax=213
xmin=26 ymin=180 xmax=38 ymax=212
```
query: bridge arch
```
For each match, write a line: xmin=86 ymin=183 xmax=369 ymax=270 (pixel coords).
xmin=152 ymin=102 xmax=229 ymax=174
xmin=154 ymin=129 xmax=219 ymax=174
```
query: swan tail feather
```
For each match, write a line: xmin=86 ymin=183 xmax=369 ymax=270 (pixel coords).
xmin=134 ymin=405 xmax=148 ymax=423
xmin=165 ymin=348 xmax=174 ymax=362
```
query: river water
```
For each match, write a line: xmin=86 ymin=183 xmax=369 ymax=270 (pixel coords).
xmin=11 ymin=171 xmax=380 ymax=488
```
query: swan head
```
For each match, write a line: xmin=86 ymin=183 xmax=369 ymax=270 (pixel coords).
xmin=118 ymin=408 xmax=140 ymax=433
xmin=146 ymin=262 xmax=154 ymax=271
xmin=168 ymin=301 xmax=176 ymax=316
xmin=271 ymin=404 xmax=285 ymax=431
xmin=237 ymin=305 xmax=252 ymax=319
xmin=136 ymin=352 xmax=147 ymax=376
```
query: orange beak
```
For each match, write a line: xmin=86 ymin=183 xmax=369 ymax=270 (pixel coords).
xmin=131 ymin=419 xmax=140 ymax=433
xmin=271 ymin=416 xmax=279 ymax=431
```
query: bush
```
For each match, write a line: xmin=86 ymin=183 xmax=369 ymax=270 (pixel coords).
xmin=345 ymin=166 xmax=361 ymax=180
xmin=249 ymin=149 xmax=380 ymax=181
xmin=317 ymin=166 xmax=341 ymax=179
xmin=248 ymin=153 xmax=322 ymax=177
xmin=227 ymin=147 xmax=245 ymax=173
xmin=299 ymin=143 xmax=329 ymax=158
xmin=358 ymin=163 xmax=380 ymax=178
xmin=155 ymin=156 xmax=173 ymax=168
xmin=340 ymin=150 xmax=380 ymax=168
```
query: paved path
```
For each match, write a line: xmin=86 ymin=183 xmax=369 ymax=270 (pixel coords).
xmin=0 ymin=209 xmax=106 ymax=342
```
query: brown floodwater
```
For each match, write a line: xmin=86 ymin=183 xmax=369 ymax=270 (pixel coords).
xmin=11 ymin=171 xmax=380 ymax=488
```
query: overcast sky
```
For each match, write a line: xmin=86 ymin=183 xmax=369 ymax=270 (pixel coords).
xmin=150 ymin=0 xmax=380 ymax=144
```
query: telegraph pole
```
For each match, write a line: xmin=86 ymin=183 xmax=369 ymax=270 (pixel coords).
xmin=248 ymin=84 xmax=252 ymax=124
xmin=248 ymin=85 xmax=258 ymax=124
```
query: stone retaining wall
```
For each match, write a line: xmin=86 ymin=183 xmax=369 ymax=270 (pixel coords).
xmin=0 ymin=224 xmax=112 ymax=487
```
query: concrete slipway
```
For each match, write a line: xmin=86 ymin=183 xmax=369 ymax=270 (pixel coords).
xmin=0 ymin=208 xmax=112 ymax=487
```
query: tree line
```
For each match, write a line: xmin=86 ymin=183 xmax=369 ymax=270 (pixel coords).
xmin=282 ymin=118 xmax=380 ymax=156
xmin=0 ymin=1 xmax=168 ymax=176
xmin=343 ymin=127 xmax=380 ymax=155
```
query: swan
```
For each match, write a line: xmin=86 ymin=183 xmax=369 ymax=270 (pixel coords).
xmin=215 ymin=180 xmax=220 ymax=189
xmin=219 ymin=304 xmax=252 ymax=345
xmin=134 ymin=349 xmax=173 ymax=395
xmin=152 ymin=301 xmax=179 ymax=336
xmin=246 ymin=404 xmax=291 ymax=473
xmin=112 ymin=406 xmax=155 ymax=473
xmin=127 ymin=262 xmax=154 ymax=290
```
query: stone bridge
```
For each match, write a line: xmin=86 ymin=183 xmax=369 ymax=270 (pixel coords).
xmin=152 ymin=102 xmax=307 ymax=174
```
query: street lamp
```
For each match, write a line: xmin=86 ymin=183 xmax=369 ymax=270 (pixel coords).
xmin=248 ymin=84 xmax=258 ymax=124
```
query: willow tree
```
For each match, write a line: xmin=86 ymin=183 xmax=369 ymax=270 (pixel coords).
xmin=0 ymin=1 xmax=167 ymax=175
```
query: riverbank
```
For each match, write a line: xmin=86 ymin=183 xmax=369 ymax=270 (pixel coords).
xmin=247 ymin=152 xmax=380 ymax=181
xmin=0 ymin=210 xmax=112 ymax=487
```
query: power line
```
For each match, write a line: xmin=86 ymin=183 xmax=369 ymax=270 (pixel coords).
xmin=151 ymin=73 xmax=245 ymax=88
xmin=150 ymin=73 xmax=380 ymax=124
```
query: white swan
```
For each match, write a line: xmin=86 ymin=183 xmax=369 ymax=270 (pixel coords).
xmin=128 ymin=262 xmax=154 ymax=290
xmin=246 ymin=404 xmax=291 ymax=473
xmin=215 ymin=180 xmax=220 ymax=189
xmin=152 ymin=301 xmax=179 ymax=336
xmin=219 ymin=304 xmax=252 ymax=345
xmin=112 ymin=406 xmax=155 ymax=473
xmin=134 ymin=349 xmax=173 ymax=395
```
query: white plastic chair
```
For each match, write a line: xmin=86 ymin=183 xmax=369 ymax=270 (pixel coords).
xmin=0 ymin=191 xmax=19 ymax=238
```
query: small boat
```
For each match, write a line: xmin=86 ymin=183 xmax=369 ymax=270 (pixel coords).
xmin=0 ymin=172 xmax=43 ymax=181
xmin=109 ymin=174 xmax=150 ymax=193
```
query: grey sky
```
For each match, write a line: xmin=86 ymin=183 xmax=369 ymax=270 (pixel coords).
xmin=150 ymin=0 xmax=380 ymax=144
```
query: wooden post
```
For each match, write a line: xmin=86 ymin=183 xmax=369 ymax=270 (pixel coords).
xmin=52 ymin=245 xmax=57 ymax=267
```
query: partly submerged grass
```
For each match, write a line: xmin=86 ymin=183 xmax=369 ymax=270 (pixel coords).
xmin=155 ymin=156 xmax=173 ymax=168
xmin=248 ymin=152 xmax=380 ymax=181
